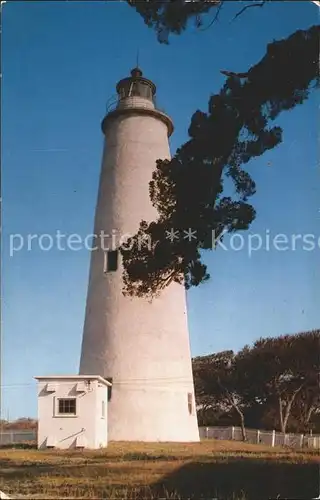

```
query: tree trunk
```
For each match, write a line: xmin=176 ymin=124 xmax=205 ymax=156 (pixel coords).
xmin=233 ymin=404 xmax=247 ymax=441
xmin=305 ymin=405 xmax=315 ymax=424
xmin=279 ymin=397 xmax=285 ymax=433
xmin=239 ymin=412 xmax=247 ymax=442
xmin=280 ymin=387 xmax=303 ymax=433
xmin=303 ymin=403 xmax=316 ymax=431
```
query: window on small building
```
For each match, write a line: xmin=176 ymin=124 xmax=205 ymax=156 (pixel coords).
xmin=187 ymin=393 xmax=193 ymax=415
xmin=101 ymin=400 xmax=105 ymax=419
xmin=58 ymin=398 xmax=76 ymax=415
xmin=104 ymin=250 xmax=118 ymax=273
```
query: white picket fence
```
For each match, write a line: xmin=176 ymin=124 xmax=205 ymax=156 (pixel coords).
xmin=199 ymin=425 xmax=320 ymax=450
xmin=0 ymin=427 xmax=319 ymax=450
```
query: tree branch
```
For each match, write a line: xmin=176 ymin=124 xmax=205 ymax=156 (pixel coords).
xmin=198 ymin=1 xmax=224 ymax=31
xmin=217 ymin=378 xmax=242 ymax=413
xmin=156 ymin=269 xmax=177 ymax=289
xmin=232 ymin=1 xmax=267 ymax=22
xmin=220 ymin=70 xmax=249 ymax=78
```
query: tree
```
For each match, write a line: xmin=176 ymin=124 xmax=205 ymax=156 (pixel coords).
xmin=192 ymin=330 xmax=319 ymax=435
xmin=237 ymin=330 xmax=320 ymax=434
xmin=121 ymin=25 xmax=319 ymax=298
xmin=290 ymin=330 xmax=320 ymax=432
xmin=193 ymin=350 xmax=249 ymax=440
xmin=292 ymin=385 xmax=320 ymax=433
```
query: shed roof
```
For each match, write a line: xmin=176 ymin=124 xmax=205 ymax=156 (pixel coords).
xmin=34 ymin=375 xmax=112 ymax=387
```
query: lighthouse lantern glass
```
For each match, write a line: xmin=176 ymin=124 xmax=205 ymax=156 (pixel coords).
xmin=118 ymin=81 xmax=153 ymax=100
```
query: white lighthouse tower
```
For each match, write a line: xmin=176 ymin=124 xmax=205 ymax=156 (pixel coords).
xmin=79 ymin=68 xmax=199 ymax=442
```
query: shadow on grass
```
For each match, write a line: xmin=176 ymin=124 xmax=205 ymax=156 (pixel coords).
xmin=151 ymin=458 xmax=319 ymax=500
xmin=0 ymin=452 xmax=319 ymax=499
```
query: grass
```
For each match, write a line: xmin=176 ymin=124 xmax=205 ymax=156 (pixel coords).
xmin=0 ymin=440 xmax=319 ymax=499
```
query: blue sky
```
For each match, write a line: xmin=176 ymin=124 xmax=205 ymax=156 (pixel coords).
xmin=2 ymin=1 xmax=319 ymax=419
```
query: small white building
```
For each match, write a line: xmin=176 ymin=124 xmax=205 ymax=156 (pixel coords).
xmin=34 ymin=375 xmax=112 ymax=449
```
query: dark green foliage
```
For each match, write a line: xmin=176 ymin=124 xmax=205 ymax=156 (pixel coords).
xmin=193 ymin=350 xmax=248 ymax=439
xmin=121 ymin=25 xmax=319 ymax=298
xmin=128 ymin=0 xmax=218 ymax=44
xmin=128 ymin=1 xmax=271 ymax=45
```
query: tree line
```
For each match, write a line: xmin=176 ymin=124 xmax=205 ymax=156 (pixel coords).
xmin=192 ymin=329 xmax=320 ymax=439
xmin=0 ymin=418 xmax=37 ymax=431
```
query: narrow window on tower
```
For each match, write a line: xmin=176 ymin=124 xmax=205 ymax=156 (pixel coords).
xmin=103 ymin=250 xmax=118 ymax=273
xmin=105 ymin=377 xmax=113 ymax=401
xmin=187 ymin=392 xmax=193 ymax=415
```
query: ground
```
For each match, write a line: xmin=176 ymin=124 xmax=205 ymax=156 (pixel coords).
xmin=0 ymin=440 xmax=319 ymax=499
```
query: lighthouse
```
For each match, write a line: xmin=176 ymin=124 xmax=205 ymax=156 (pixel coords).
xmin=79 ymin=68 xmax=199 ymax=442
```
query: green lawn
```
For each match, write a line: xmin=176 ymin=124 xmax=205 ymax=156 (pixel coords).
xmin=0 ymin=440 xmax=319 ymax=499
